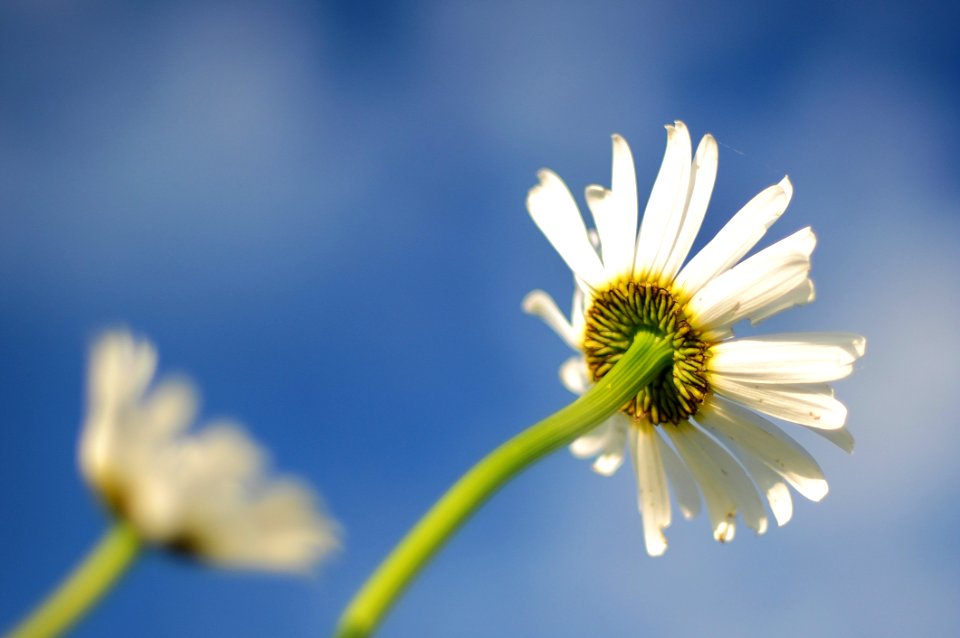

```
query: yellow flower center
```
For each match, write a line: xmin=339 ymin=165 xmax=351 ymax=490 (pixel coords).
xmin=583 ymin=280 xmax=709 ymax=425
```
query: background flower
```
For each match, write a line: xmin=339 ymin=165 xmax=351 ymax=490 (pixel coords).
xmin=1 ymin=1 xmax=958 ymax=636
xmin=80 ymin=330 xmax=338 ymax=572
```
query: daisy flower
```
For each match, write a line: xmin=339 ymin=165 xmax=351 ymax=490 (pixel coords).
xmin=79 ymin=330 xmax=339 ymax=572
xmin=523 ymin=121 xmax=865 ymax=556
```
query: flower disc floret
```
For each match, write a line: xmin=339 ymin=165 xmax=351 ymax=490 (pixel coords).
xmin=584 ymin=280 xmax=708 ymax=425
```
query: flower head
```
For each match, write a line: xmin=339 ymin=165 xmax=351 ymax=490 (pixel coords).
xmin=524 ymin=121 xmax=865 ymax=556
xmin=79 ymin=330 xmax=339 ymax=572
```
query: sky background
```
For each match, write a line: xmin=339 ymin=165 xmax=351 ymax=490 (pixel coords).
xmin=1 ymin=1 xmax=959 ymax=636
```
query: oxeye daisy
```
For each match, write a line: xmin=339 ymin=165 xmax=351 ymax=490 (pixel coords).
xmin=79 ymin=330 xmax=339 ymax=572
xmin=523 ymin=121 xmax=865 ymax=556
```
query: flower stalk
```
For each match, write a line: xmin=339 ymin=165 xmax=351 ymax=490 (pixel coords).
xmin=5 ymin=522 xmax=141 ymax=638
xmin=334 ymin=330 xmax=673 ymax=638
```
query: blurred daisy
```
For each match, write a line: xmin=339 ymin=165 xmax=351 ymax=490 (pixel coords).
xmin=524 ymin=121 xmax=865 ymax=556
xmin=79 ymin=330 xmax=339 ymax=572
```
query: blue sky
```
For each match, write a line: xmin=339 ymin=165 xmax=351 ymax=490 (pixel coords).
xmin=1 ymin=1 xmax=959 ymax=636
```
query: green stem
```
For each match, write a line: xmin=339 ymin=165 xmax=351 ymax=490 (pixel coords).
xmin=335 ymin=331 xmax=673 ymax=638
xmin=4 ymin=522 xmax=141 ymax=638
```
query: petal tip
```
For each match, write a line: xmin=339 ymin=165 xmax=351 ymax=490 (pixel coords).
xmin=714 ymin=520 xmax=736 ymax=543
xmin=584 ymin=184 xmax=610 ymax=202
xmin=779 ymin=176 xmax=794 ymax=200
xmin=645 ymin=534 xmax=668 ymax=557
xmin=535 ymin=168 xmax=555 ymax=181
xmin=528 ymin=169 xmax=560 ymax=200
xmin=696 ymin=134 xmax=719 ymax=161
xmin=521 ymin=289 xmax=547 ymax=314
xmin=592 ymin=452 xmax=625 ymax=476
xmin=806 ymin=479 xmax=829 ymax=502
xmin=853 ymin=335 xmax=867 ymax=357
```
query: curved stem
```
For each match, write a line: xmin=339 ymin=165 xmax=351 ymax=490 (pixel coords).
xmin=335 ymin=331 xmax=673 ymax=638
xmin=4 ymin=522 xmax=141 ymax=638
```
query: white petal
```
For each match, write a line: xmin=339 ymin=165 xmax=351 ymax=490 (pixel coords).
xmin=689 ymin=227 xmax=816 ymax=337
xmin=188 ymin=423 xmax=266 ymax=485
xmin=175 ymin=429 xmax=339 ymax=573
xmin=81 ymin=332 xmax=160 ymax=486
xmin=764 ymin=480 xmax=793 ymax=527
xmin=127 ymin=471 xmax=185 ymax=541
xmin=527 ymin=170 xmax=607 ymax=288
xmin=645 ymin=122 xmax=694 ymax=281
xmin=634 ymin=122 xmax=692 ymax=280
xmin=610 ymin=134 xmax=639 ymax=246
xmin=664 ymin=421 xmax=768 ymax=539
xmin=592 ymin=415 xmax=629 ymax=476
xmin=89 ymin=331 xmax=157 ymax=410
xmin=574 ymin=276 xmax=593 ymax=304
xmin=748 ymin=279 xmax=816 ymax=325
xmin=570 ymin=417 xmax=616 ymax=458
xmin=583 ymin=134 xmax=640 ymax=279
xmin=629 ymin=422 xmax=671 ymax=556
xmin=139 ymin=380 xmax=198 ymax=442
xmin=201 ymin=480 xmax=339 ymax=573
xmin=586 ymin=228 xmax=600 ymax=250
xmin=559 ymin=357 xmax=590 ymax=395
xmin=710 ymin=377 xmax=848 ymax=430
xmin=570 ymin=413 xmax=631 ymax=477
xmin=709 ymin=333 xmax=867 ymax=384
xmin=522 ymin=289 xmax=581 ymax=350
xmin=805 ymin=425 xmax=856 ymax=454
xmin=674 ymin=177 xmax=793 ymax=303
xmin=688 ymin=421 xmax=795 ymax=528
xmin=570 ymin=285 xmax=587 ymax=337
xmin=738 ymin=458 xmax=794 ymax=526
xmin=585 ymin=185 xmax=634 ymax=280
xmin=697 ymin=396 xmax=828 ymax=501
xmin=663 ymin=424 xmax=735 ymax=541
xmin=660 ymin=134 xmax=719 ymax=283
xmin=585 ymin=185 xmax=615 ymax=263
xmin=657 ymin=434 xmax=701 ymax=519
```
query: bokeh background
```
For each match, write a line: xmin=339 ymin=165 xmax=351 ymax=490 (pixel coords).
xmin=2 ymin=1 xmax=958 ymax=636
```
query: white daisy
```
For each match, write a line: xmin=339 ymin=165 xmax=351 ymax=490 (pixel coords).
xmin=79 ymin=330 xmax=339 ymax=572
xmin=524 ymin=121 xmax=865 ymax=556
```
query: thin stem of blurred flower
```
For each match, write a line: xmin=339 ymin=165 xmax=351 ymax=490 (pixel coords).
xmin=334 ymin=330 xmax=673 ymax=638
xmin=4 ymin=522 xmax=141 ymax=638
